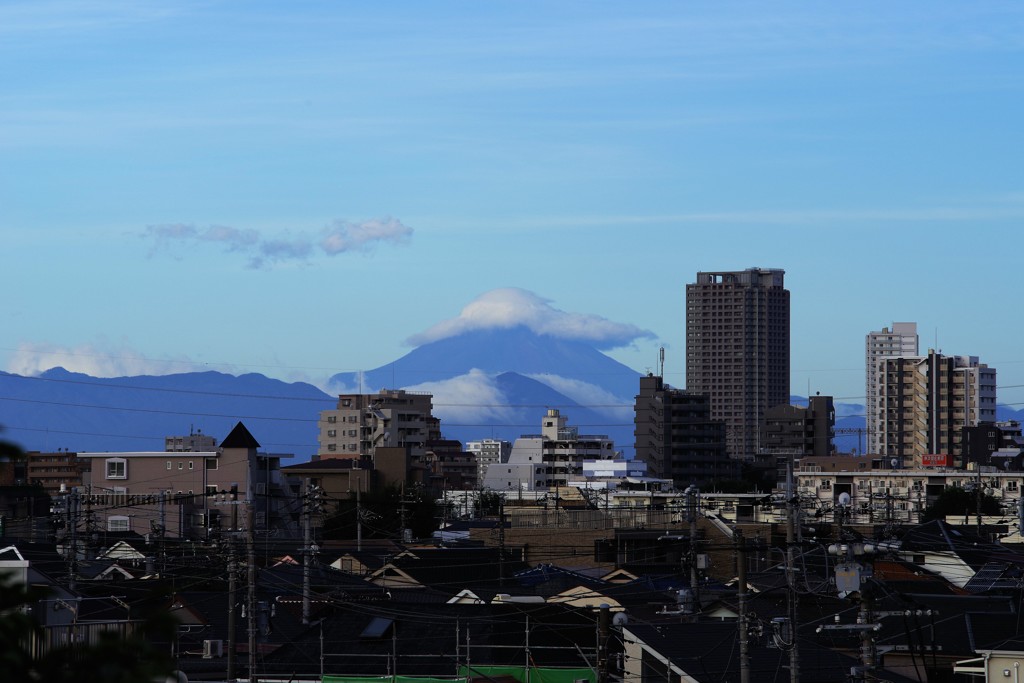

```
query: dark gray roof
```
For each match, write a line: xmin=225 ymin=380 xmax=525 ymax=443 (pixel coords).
xmin=220 ymin=421 xmax=261 ymax=449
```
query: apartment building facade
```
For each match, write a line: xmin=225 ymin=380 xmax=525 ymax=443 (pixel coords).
xmin=878 ymin=351 xmax=997 ymax=465
xmin=761 ymin=395 xmax=835 ymax=459
xmin=633 ymin=373 xmax=732 ymax=488
xmin=77 ymin=422 xmax=293 ymax=539
xmin=482 ymin=409 xmax=615 ymax=492
xmin=685 ymin=268 xmax=790 ymax=460
xmin=866 ymin=323 xmax=919 ymax=455
xmin=465 ymin=439 xmax=512 ymax=483
xmin=318 ymin=389 xmax=433 ymax=461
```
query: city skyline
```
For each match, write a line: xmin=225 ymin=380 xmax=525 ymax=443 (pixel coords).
xmin=4 ymin=3 xmax=1024 ymax=408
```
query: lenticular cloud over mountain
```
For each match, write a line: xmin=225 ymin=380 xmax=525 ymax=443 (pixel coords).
xmin=406 ymin=288 xmax=653 ymax=350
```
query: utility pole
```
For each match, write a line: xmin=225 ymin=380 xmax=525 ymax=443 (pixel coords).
xmin=302 ymin=478 xmax=311 ymax=626
xmin=736 ymin=530 xmax=750 ymax=683
xmin=67 ymin=488 xmax=78 ymax=590
xmin=785 ymin=454 xmax=801 ymax=683
xmin=247 ymin=498 xmax=258 ymax=683
xmin=226 ymin=484 xmax=238 ymax=682
xmin=686 ymin=485 xmax=700 ymax=607
xmin=597 ymin=603 xmax=610 ymax=683
xmin=976 ymin=463 xmax=984 ymax=537
xmin=226 ymin=549 xmax=237 ymax=681
xmin=356 ymin=488 xmax=362 ymax=552
xmin=498 ymin=499 xmax=506 ymax=589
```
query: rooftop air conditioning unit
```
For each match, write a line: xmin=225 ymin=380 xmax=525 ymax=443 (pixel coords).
xmin=202 ymin=639 xmax=224 ymax=658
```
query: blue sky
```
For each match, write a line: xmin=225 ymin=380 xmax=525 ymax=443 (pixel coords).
xmin=3 ymin=1 xmax=1024 ymax=410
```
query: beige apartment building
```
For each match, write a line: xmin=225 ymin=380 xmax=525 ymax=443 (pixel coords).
xmin=878 ymin=350 xmax=997 ymax=465
xmin=77 ymin=422 xmax=292 ymax=539
xmin=865 ymin=322 xmax=919 ymax=455
xmin=318 ymin=389 xmax=434 ymax=460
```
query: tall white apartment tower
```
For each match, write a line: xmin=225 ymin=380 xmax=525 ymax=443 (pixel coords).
xmin=866 ymin=322 xmax=918 ymax=455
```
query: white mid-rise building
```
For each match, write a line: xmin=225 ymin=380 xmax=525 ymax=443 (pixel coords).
xmin=465 ymin=439 xmax=511 ymax=484
xmin=481 ymin=409 xmax=615 ymax=492
xmin=866 ymin=322 xmax=918 ymax=454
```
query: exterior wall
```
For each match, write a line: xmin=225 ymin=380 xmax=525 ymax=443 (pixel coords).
xmin=25 ymin=451 xmax=89 ymax=496
xmin=879 ymin=351 xmax=997 ymax=464
xmin=634 ymin=374 xmax=731 ymax=487
xmin=465 ymin=439 xmax=511 ymax=483
xmin=795 ymin=460 xmax=1024 ymax=527
xmin=761 ymin=395 xmax=835 ymax=459
xmin=318 ymin=390 xmax=433 ymax=460
xmin=866 ymin=323 xmax=918 ymax=455
xmin=685 ymin=268 xmax=790 ymax=460
xmin=165 ymin=432 xmax=217 ymax=452
xmin=482 ymin=410 xmax=615 ymax=492
xmin=78 ymin=445 xmax=289 ymax=538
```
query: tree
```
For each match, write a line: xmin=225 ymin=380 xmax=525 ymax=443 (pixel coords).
xmin=0 ymin=428 xmax=177 ymax=682
xmin=921 ymin=485 xmax=1002 ymax=523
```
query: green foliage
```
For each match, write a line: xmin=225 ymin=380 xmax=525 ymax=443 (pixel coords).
xmin=921 ymin=485 xmax=1003 ymax=523
xmin=0 ymin=575 xmax=176 ymax=683
xmin=323 ymin=484 xmax=440 ymax=541
xmin=472 ymin=490 xmax=505 ymax=517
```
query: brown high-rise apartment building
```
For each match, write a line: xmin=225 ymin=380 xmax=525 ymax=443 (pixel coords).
xmin=686 ymin=268 xmax=790 ymax=460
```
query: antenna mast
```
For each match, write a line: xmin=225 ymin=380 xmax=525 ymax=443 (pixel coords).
xmin=659 ymin=347 xmax=665 ymax=378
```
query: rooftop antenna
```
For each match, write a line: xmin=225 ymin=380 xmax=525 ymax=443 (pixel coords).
xmin=659 ymin=347 xmax=665 ymax=378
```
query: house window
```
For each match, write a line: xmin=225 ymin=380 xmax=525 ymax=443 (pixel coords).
xmin=327 ymin=444 xmax=337 ymax=452
xmin=108 ymin=516 xmax=130 ymax=532
xmin=206 ymin=484 xmax=218 ymax=496
xmin=327 ymin=430 xmax=337 ymax=437
xmin=327 ymin=416 xmax=337 ymax=423
xmin=205 ymin=458 xmax=218 ymax=470
xmin=105 ymin=458 xmax=127 ymax=480
xmin=1008 ymin=481 xmax=1019 ymax=492
xmin=189 ymin=461 xmax=194 ymax=470
xmin=166 ymin=461 xmax=172 ymax=470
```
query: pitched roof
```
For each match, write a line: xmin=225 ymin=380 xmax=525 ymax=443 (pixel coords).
xmin=220 ymin=421 xmax=260 ymax=449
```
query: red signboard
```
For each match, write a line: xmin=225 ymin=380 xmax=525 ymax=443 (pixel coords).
xmin=921 ymin=453 xmax=950 ymax=467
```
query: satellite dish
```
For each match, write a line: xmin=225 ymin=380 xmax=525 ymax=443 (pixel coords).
xmin=890 ymin=458 xmax=899 ymax=469
xmin=612 ymin=612 xmax=629 ymax=626
xmin=838 ymin=492 xmax=851 ymax=507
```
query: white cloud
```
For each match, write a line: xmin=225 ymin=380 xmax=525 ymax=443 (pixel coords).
xmin=407 ymin=288 xmax=654 ymax=350
xmin=143 ymin=217 xmax=413 ymax=268
xmin=526 ymin=373 xmax=633 ymax=421
xmin=7 ymin=341 xmax=217 ymax=378
xmin=320 ymin=217 xmax=413 ymax=254
xmin=404 ymin=369 xmax=517 ymax=425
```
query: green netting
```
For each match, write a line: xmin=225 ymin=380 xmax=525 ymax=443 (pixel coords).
xmin=458 ymin=666 xmax=596 ymax=683
xmin=321 ymin=668 xmax=595 ymax=683
xmin=322 ymin=677 xmax=460 ymax=683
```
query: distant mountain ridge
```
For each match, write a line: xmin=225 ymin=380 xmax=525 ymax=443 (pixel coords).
xmin=327 ymin=326 xmax=643 ymax=399
xmin=5 ymin=328 xmax=1022 ymax=460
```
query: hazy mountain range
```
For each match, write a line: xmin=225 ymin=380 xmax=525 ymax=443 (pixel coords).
xmin=3 ymin=325 xmax=1021 ymax=460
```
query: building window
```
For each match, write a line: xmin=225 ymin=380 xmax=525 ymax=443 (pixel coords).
xmin=189 ymin=461 xmax=194 ymax=470
xmin=178 ymin=462 xmax=183 ymax=470
xmin=327 ymin=444 xmax=337 ymax=452
xmin=108 ymin=516 xmax=130 ymax=532
xmin=206 ymin=458 xmax=218 ymax=470
xmin=327 ymin=416 xmax=337 ymax=423
xmin=166 ymin=461 xmax=172 ymax=470
xmin=105 ymin=458 xmax=127 ymax=480
xmin=327 ymin=430 xmax=337 ymax=437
